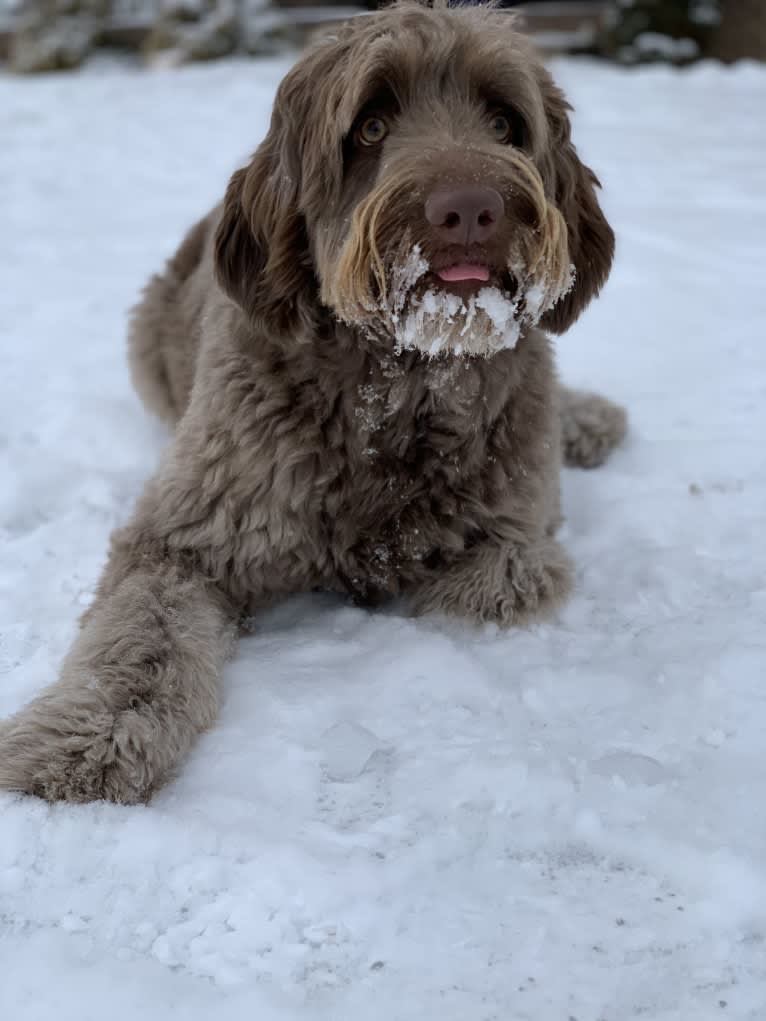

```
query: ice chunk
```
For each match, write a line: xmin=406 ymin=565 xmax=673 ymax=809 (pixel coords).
xmin=321 ymin=721 xmax=386 ymax=782
xmin=589 ymin=751 xmax=668 ymax=787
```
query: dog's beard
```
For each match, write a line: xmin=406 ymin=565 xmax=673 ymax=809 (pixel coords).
xmin=379 ymin=243 xmax=574 ymax=358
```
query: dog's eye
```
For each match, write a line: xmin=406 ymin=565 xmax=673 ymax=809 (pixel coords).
xmin=358 ymin=115 xmax=388 ymax=146
xmin=489 ymin=112 xmax=514 ymax=145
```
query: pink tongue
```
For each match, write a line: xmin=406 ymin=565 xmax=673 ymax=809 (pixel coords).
xmin=437 ymin=263 xmax=490 ymax=283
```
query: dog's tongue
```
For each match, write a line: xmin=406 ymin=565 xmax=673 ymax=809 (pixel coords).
xmin=437 ymin=264 xmax=490 ymax=283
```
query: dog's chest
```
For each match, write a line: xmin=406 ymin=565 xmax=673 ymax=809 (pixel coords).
xmin=345 ymin=357 xmax=491 ymax=482
xmin=353 ymin=354 xmax=484 ymax=439
xmin=316 ymin=357 xmax=505 ymax=585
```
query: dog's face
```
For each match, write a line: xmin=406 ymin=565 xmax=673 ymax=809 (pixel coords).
xmin=215 ymin=1 xmax=614 ymax=356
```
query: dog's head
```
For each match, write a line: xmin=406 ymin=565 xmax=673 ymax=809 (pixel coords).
xmin=215 ymin=0 xmax=614 ymax=356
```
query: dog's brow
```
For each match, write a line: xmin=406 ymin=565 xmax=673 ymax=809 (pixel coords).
xmin=345 ymin=66 xmax=407 ymax=127
xmin=352 ymin=84 xmax=400 ymax=122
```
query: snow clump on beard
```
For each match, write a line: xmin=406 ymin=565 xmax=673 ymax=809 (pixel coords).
xmin=381 ymin=244 xmax=574 ymax=358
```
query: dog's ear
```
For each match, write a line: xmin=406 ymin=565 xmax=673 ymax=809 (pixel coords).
xmin=537 ymin=77 xmax=615 ymax=335
xmin=214 ymin=112 xmax=317 ymax=337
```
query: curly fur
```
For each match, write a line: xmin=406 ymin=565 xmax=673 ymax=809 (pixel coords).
xmin=0 ymin=1 xmax=626 ymax=803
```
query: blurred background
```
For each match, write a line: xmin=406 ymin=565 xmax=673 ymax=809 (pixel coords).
xmin=0 ymin=0 xmax=763 ymax=73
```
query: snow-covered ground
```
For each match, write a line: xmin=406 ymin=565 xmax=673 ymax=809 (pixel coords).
xmin=1 ymin=53 xmax=766 ymax=1021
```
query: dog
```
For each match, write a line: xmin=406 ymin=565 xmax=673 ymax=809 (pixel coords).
xmin=0 ymin=0 xmax=626 ymax=804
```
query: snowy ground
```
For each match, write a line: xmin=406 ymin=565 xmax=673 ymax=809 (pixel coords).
xmin=1 ymin=53 xmax=766 ymax=1021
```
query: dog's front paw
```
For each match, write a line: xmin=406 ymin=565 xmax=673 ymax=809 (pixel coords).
xmin=412 ymin=540 xmax=572 ymax=627
xmin=560 ymin=388 xmax=627 ymax=469
xmin=0 ymin=691 xmax=163 ymax=804
xmin=501 ymin=542 xmax=573 ymax=622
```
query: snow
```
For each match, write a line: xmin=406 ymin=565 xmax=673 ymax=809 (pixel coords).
xmin=632 ymin=32 xmax=700 ymax=62
xmin=394 ymin=283 xmax=525 ymax=356
xmin=384 ymin=240 xmax=429 ymax=319
xmin=383 ymin=236 xmax=573 ymax=357
xmin=2 ymin=54 xmax=766 ymax=1020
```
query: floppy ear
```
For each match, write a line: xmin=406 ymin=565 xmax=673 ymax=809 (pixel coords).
xmin=537 ymin=78 xmax=615 ymax=335
xmin=214 ymin=113 xmax=318 ymax=337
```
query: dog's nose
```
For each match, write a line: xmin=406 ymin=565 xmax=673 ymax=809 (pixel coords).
xmin=424 ymin=186 xmax=505 ymax=245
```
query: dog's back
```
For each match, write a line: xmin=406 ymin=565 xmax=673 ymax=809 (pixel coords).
xmin=128 ymin=208 xmax=220 ymax=424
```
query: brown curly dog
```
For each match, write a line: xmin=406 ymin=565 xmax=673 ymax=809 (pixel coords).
xmin=0 ymin=1 xmax=626 ymax=803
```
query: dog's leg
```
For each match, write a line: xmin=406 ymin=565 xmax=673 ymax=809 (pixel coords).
xmin=0 ymin=543 xmax=237 ymax=804
xmin=0 ymin=316 xmax=324 ymax=803
xmin=559 ymin=386 xmax=627 ymax=469
xmin=411 ymin=539 xmax=573 ymax=627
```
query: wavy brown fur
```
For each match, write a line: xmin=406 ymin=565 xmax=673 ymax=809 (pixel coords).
xmin=0 ymin=1 xmax=626 ymax=804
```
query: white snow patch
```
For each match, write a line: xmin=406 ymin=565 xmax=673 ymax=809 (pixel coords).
xmin=394 ymin=283 xmax=523 ymax=356
xmin=386 ymin=242 xmax=430 ymax=316
xmin=384 ymin=247 xmax=573 ymax=358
